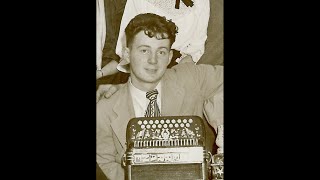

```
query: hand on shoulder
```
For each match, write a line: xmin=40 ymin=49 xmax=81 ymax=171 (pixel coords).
xmin=96 ymin=84 xmax=123 ymax=103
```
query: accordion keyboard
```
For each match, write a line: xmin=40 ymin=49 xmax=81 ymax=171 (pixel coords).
xmin=126 ymin=116 xmax=205 ymax=148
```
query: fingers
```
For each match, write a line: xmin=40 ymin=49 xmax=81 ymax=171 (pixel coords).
xmin=96 ymin=91 xmax=101 ymax=103
xmin=96 ymin=84 xmax=121 ymax=103
xmin=96 ymin=84 xmax=112 ymax=103
xmin=104 ymin=85 xmax=117 ymax=99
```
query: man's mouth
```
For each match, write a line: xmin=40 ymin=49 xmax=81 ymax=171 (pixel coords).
xmin=145 ymin=68 xmax=157 ymax=74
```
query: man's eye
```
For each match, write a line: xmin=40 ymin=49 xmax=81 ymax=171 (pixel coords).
xmin=141 ymin=49 xmax=148 ymax=54
xmin=159 ymin=51 xmax=167 ymax=55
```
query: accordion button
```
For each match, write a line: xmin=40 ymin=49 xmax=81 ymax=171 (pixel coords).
xmin=160 ymin=120 xmax=164 ymax=124
xmin=171 ymin=119 xmax=176 ymax=123
xmin=155 ymin=120 xmax=159 ymax=124
xmin=138 ymin=120 xmax=142 ymax=125
xmin=188 ymin=119 xmax=193 ymax=123
xmin=149 ymin=120 xmax=153 ymax=124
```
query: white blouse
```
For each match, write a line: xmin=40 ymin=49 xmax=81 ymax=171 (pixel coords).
xmin=116 ymin=0 xmax=210 ymax=72
xmin=96 ymin=0 xmax=106 ymax=70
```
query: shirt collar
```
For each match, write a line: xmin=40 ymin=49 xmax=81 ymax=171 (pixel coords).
xmin=128 ymin=77 xmax=162 ymax=96
xmin=128 ymin=77 xmax=162 ymax=114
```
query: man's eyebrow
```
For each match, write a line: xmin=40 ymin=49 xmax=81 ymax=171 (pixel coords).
xmin=136 ymin=45 xmax=169 ymax=51
xmin=158 ymin=46 xmax=169 ymax=51
xmin=137 ymin=45 xmax=151 ymax=48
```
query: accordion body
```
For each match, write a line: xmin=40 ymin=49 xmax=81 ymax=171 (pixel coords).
xmin=124 ymin=116 xmax=209 ymax=180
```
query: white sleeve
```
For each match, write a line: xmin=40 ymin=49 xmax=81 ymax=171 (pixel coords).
xmin=115 ymin=0 xmax=139 ymax=58
xmin=180 ymin=0 xmax=210 ymax=63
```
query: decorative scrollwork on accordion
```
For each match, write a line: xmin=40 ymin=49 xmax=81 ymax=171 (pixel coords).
xmin=126 ymin=116 xmax=205 ymax=148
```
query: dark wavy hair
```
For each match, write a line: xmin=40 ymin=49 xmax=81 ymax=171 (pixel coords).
xmin=125 ymin=13 xmax=178 ymax=47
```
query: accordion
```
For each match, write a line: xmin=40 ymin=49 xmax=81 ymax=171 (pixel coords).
xmin=123 ymin=116 xmax=210 ymax=180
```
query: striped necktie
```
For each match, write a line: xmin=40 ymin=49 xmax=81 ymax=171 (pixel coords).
xmin=145 ymin=89 xmax=161 ymax=117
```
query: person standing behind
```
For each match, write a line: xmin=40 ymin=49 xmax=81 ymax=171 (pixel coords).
xmin=197 ymin=0 xmax=224 ymax=66
xmin=116 ymin=0 xmax=210 ymax=73
xmin=96 ymin=0 xmax=106 ymax=72
xmin=96 ymin=0 xmax=130 ymax=85
xmin=96 ymin=0 xmax=210 ymax=79
xmin=96 ymin=2 xmax=108 ymax=178
xmin=96 ymin=13 xmax=223 ymax=180
xmin=96 ymin=0 xmax=225 ymax=95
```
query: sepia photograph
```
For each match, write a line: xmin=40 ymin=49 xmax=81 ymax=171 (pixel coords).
xmin=96 ymin=0 xmax=224 ymax=179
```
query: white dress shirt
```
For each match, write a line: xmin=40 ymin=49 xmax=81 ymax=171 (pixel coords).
xmin=128 ymin=78 xmax=162 ymax=117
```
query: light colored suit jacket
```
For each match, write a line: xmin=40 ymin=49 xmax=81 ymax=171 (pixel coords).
xmin=96 ymin=63 xmax=223 ymax=180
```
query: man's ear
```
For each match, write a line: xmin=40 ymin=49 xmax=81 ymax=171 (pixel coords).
xmin=167 ymin=50 xmax=173 ymax=66
xmin=123 ymin=47 xmax=130 ymax=63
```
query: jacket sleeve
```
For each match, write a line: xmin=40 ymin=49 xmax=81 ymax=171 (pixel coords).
xmin=96 ymin=102 xmax=124 ymax=180
xmin=197 ymin=64 xmax=223 ymax=132
xmin=203 ymin=83 xmax=223 ymax=132
xmin=173 ymin=63 xmax=224 ymax=131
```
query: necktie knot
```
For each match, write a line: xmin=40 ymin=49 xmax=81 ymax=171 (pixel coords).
xmin=146 ymin=89 xmax=159 ymax=101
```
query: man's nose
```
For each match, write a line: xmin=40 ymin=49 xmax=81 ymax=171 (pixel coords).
xmin=147 ymin=53 xmax=158 ymax=64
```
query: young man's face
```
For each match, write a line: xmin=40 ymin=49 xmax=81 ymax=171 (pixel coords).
xmin=125 ymin=31 xmax=173 ymax=91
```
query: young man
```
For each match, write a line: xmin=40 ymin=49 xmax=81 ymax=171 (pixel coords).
xmin=96 ymin=13 xmax=223 ymax=180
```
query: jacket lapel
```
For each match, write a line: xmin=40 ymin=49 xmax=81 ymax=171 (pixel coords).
xmin=161 ymin=76 xmax=185 ymax=116
xmin=110 ymin=84 xmax=135 ymax=149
